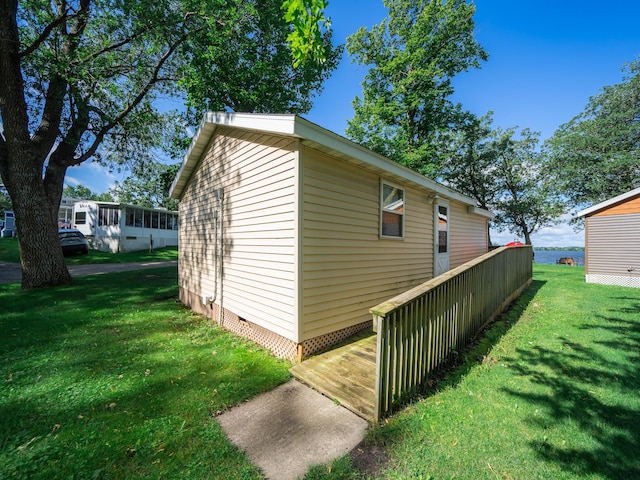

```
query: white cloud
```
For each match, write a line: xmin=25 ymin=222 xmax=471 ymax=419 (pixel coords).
xmin=491 ymin=214 xmax=584 ymax=248
xmin=64 ymin=161 xmax=123 ymax=194
xmin=64 ymin=175 xmax=81 ymax=187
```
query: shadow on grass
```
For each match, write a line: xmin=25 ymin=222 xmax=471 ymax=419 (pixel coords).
xmin=500 ymin=299 xmax=640 ymax=479
xmin=426 ymin=278 xmax=546 ymax=394
xmin=0 ymin=267 xmax=288 ymax=478
xmin=353 ymin=280 xmax=546 ymax=478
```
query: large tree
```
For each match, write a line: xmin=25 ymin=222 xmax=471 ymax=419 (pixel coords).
xmin=490 ymin=127 xmax=565 ymax=246
xmin=439 ymin=112 xmax=499 ymax=213
xmin=345 ymin=0 xmax=488 ymax=176
xmin=110 ymin=161 xmax=180 ymax=210
xmin=0 ymin=0 xmax=338 ymax=288
xmin=545 ymin=58 xmax=640 ymax=208
xmin=440 ymin=115 xmax=565 ymax=246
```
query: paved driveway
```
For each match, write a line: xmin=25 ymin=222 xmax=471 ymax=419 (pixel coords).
xmin=0 ymin=260 xmax=177 ymax=285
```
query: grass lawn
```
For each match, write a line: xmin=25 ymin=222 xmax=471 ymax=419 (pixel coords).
xmin=0 ymin=236 xmax=177 ymax=265
xmin=2 ymin=250 xmax=638 ymax=480
xmin=0 ymin=267 xmax=290 ymax=479
xmin=309 ymin=264 xmax=640 ymax=479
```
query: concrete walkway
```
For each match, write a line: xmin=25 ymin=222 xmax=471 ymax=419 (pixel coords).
xmin=218 ymin=379 xmax=368 ymax=480
xmin=0 ymin=260 xmax=177 ymax=284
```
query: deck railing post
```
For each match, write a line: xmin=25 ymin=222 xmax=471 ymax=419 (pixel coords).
xmin=373 ymin=313 xmax=385 ymax=424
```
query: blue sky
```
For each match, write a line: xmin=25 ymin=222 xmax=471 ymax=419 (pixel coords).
xmin=66 ymin=0 xmax=640 ymax=246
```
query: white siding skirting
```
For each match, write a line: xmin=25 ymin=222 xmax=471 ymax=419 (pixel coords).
xmin=585 ymin=274 xmax=640 ymax=289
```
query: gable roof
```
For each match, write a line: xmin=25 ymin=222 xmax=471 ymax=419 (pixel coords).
xmin=577 ymin=187 xmax=640 ymax=217
xmin=170 ymin=112 xmax=494 ymax=218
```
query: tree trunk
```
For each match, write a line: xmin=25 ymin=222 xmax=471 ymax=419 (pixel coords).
xmin=0 ymin=0 xmax=71 ymax=289
xmin=5 ymin=154 xmax=71 ymax=289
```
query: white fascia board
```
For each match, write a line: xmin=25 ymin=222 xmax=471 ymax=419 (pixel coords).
xmin=202 ymin=111 xmax=297 ymax=135
xmin=576 ymin=186 xmax=640 ymax=217
xmin=170 ymin=120 xmax=218 ymax=199
xmin=467 ymin=205 xmax=495 ymax=219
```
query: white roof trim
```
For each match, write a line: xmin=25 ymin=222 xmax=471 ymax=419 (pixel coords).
xmin=73 ymin=199 xmax=177 ymax=214
xmin=577 ymin=186 xmax=640 ymax=217
xmin=467 ymin=205 xmax=495 ymax=220
xmin=170 ymin=112 xmax=488 ymax=212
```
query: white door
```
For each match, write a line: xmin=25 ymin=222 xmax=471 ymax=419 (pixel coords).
xmin=434 ymin=202 xmax=450 ymax=276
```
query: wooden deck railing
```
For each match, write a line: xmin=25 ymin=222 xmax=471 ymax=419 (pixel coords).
xmin=370 ymin=246 xmax=533 ymax=423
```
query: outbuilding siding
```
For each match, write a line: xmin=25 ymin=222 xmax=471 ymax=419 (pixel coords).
xmin=179 ymin=128 xmax=298 ymax=340
xmin=301 ymin=147 xmax=434 ymax=340
xmin=449 ymin=201 xmax=489 ymax=269
xmin=584 ymin=214 xmax=640 ymax=281
xmin=172 ymin=112 xmax=495 ymax=358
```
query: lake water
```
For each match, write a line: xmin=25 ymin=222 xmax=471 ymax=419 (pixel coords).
xmin=533 ymin=249 xmax=585 ymax=266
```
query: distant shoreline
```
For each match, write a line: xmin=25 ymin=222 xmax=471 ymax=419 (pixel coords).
xmin=533 ymin=247 xmax=584 ymax=251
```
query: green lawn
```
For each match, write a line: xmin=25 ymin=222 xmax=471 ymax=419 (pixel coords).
xmin=310 ymin=265 xmax=640 ymax=479
xmin=0 ymin=236 xmax=177 ymax=264
xmin=0 ymin=267 xmax=290 ymax=479
xmin=2 ymin=248 xmax=638 ymax=479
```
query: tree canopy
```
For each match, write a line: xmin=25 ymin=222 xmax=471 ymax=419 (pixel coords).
xmin=62 ymin=184 xmax=113 ymax=202
xmin=179 ymin=0 xmax=341 ymax=124
xmin=345 ymin=0 xmax=488 ymax=176
xmin=0 ymin=188 xmax=11 ymax=212
xmin=545 ymin=58 xmax=640 ymax=208
xmin=0 ymin=0 xmax=339 ymax=288
xmin=489 ymin=127 xmax=565 ymax=246
xmin=110 ymin=161 xmax=180 ymax=210
xmin=440 ymin=114 xmax=565 ymax=246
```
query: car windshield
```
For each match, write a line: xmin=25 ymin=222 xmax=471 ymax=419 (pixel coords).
xmin=59 ymin=231 xmax=84 ymax=239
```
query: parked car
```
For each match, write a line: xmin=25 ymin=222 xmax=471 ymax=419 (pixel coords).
xmin=58 ymin=229 xmax=89 ymax=256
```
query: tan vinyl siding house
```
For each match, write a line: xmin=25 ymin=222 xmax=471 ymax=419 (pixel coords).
xmin=577 ymin=187 xmax=640 ymax=288
xmin=171 ymin=112 xmax=494 ymax=360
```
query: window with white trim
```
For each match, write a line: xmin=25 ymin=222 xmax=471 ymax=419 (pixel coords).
xmin=381 ymin=181 xmax=404 ymax=238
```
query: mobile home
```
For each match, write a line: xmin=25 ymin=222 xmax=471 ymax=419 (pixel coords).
xmin=58 ymin=197 xmax=79 ymax=228
xmin=170 ymin=112 xmax=494 ymax=361
xmin=2 ymin=210 xmax=15 ymax=237
xmin=73 ymin=201 xmax=178 ymax=253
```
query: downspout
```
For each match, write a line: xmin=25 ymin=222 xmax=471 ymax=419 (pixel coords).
xmin=202 ymin=210 xmax=218 ymax=305
xmin=201 ymin=188 xmax=224 ymax=328
xmin=216 ymin=189 xmax=224 ymax=326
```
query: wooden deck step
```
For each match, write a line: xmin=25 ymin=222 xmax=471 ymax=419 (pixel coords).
xmin=290 ymin=330 xmax=377 ymax=422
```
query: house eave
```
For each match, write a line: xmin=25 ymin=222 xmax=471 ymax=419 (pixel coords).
xmin=576 ymin=186 xmax=640 ymax=217
xmin=170 ymin=111 xmax=491 ymax=212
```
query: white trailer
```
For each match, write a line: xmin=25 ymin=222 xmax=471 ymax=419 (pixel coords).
xmin=2 ymin=210 xmax=15 ymax=237
xmin=72 ymin=201 xmax=178 ymax=253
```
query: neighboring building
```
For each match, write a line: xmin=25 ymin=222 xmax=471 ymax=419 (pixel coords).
xmin=72 ymin=201 xmax=178 ymax=253
xmin=170 ymin=112 xmax=494 ymax=361
xmin=58 ymin=197 xmax=79 ymax=228
xmin=577 ymin=187 xmax=640 ymax=289
xmin=2 ymin=210 xmax=15 ymax=237
xmin=4 ymin=196 xmax=84 ymax=233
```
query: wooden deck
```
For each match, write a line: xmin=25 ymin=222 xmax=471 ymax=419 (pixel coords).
xmin=290 ymin=330 xmax=377 ymax=422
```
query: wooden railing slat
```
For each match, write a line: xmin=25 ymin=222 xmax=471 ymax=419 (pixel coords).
xmin=371 ymin=246 xmax=533 ymax=422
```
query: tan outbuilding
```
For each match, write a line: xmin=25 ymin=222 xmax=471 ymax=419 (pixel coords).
xmin=577 ymin=187 xmax=640 ymax=288
xmin=170 ymin=112 xmax=494 ymax=361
